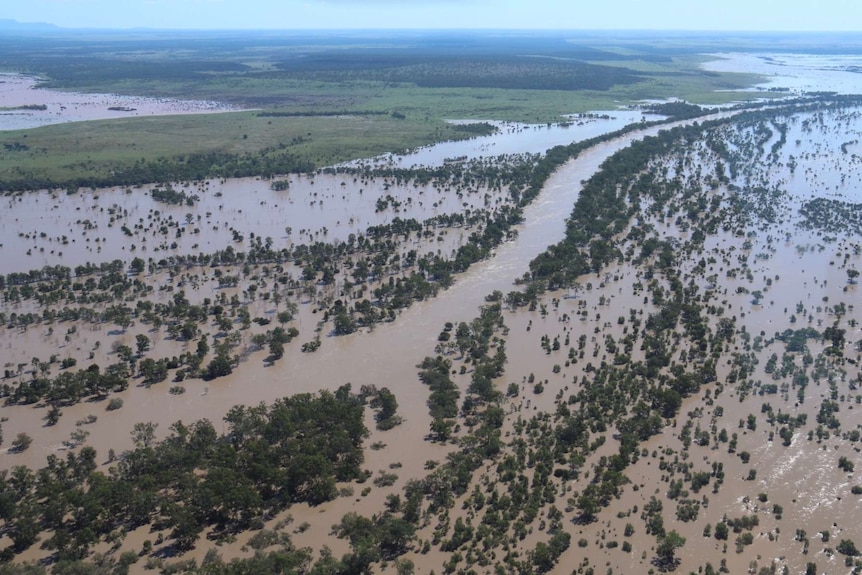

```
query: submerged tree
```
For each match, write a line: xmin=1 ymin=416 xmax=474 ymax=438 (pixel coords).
xmin=655 ymin=530 xmax=686 ymax=570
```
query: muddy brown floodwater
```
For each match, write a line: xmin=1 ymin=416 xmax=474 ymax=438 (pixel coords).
xmin=0 ymin=112 xmax=654 ymax=275
xmin=1 ymin=114 xmax=741 ymax=573
xmin=6 ymin=51 xmax=862 ymax=570
xmin=1 ymin=119 xmax=694 ymax=471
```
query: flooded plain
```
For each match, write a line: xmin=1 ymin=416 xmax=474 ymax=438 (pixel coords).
xmin=703 ymin=52 xmax=862 ymax=94
xmin=0 ymin=118 xmax=686 ymax=470
xmin=0 ymin=112 xmax=654 ymax=275
xmin=0 ymin=73 xmax=238 ymax=130
xmin=2 ymin=54 xmax=862 ymax=575
xmin=359 ymin=111 xmax=653 ymax=169
xmin=0 ymin=109 xmax=737 ymax=570
xmin=517 ymin=102 xmax=862 ymax=575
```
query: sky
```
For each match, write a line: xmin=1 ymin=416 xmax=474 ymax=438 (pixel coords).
xmin=5 ymin=0 xmax=862 ymax=31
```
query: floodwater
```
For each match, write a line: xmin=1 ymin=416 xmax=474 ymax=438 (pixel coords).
xmin=443 ymin=104 xmax=862 ymax=575
xmin=0 ymin=112 xmax=655 ymax=275
xmin=4 ymin=118 xmax=723 ymax=572
xmin=1 ymin=109 xmax=701 ymax=570
xmin=4 ymin=51 xmax=862 ymax=572
xmin=356 ymin=111 xmax=654 ymax=169
xmin=0 ymin=172 xmax=503 ymax=274
xmin=0 ymin=74 xmax=239 ymax=131
xmin=702 ymin=52 xmax=862 ymax=94
xmin=0 ymin=118 xmax=700 ymax=470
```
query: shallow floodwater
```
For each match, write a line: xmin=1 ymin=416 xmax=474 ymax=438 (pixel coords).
xmin=0 ymin=112 xmax=654 ymax=275
xmin=3 ymin=90 xmax=862 ymax=573
xmin=0 ymin=74 xmax=238 ymax=130
xmin=702 ymin=52 xmax=862 ymax=94
xmin=0 ymin=173 xmax=501 ymax=274
xmin=362 ymin=111 xmax=654 ymax=169
xmin=2 ymin=116 xmax=703 ymax=569
xmin=0 ymin=120 xmax=687 ymax=471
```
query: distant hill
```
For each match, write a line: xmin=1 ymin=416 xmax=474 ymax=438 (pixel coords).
xmin=0 ymin=19 xmax=61 ymax=32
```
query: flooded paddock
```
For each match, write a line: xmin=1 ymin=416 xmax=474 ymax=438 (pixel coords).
xmin=2 ymin=53 xmax=862 ymax=574
xmin=0 ymin=111 xmax=735 ymax=569
xmin=0 ymin=74 xmax=238 ymax=130
xmin=703 ymin=52 xmax=862 ymax=94
xmin=0 ymin=112 xmax=654 ymax=276
xmin=0 ymin=117 xmax=681 ymax=471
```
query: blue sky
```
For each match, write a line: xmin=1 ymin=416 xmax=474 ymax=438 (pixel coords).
xmin=6 ymin=0 xmax=862 ymax=30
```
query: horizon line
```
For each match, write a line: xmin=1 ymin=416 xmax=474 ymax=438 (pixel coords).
xmin=5 ymin=21 xmax=862 ymax=35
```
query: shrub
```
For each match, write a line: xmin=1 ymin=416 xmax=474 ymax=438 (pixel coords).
xmin=373 ymin=472 xmax=398 ymax=488
xmin=837 ymin=539 xmax=860 ymax=556
xmin=11 ymin=432 xmax=32 ymax=452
